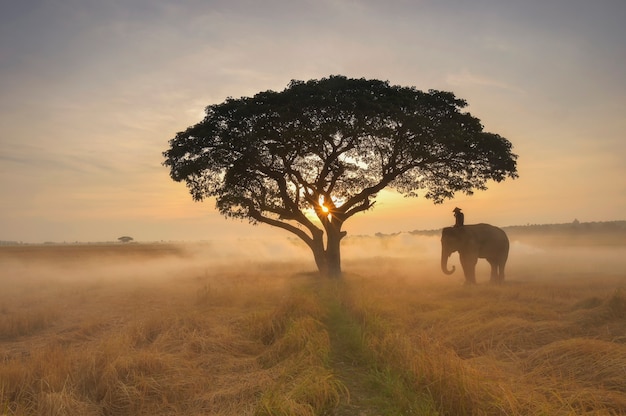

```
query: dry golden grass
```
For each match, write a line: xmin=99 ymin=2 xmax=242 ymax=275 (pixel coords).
xmin=0 ymin=244 xmax=345 ymax=415
xmin=338 ymin=259 xmax=626 ymax=415
xmin=1 ymin=235 xmax=625 ymax=415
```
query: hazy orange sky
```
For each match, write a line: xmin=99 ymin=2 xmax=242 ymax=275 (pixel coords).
xmin=1 ymin=1 xmax=624 ymax=243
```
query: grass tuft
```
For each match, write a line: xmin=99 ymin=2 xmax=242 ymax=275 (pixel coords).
xmin=0 ymin=308 xmax=57 ymax=340
xmin=525 ymin=338 xmax=626 ymax=392
xmin=606 ymin=288 xmax=626 ymax=319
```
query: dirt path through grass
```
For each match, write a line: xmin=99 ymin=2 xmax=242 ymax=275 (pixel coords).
xmin=324 ymin=292 xmax=381 ymax=416
xmin=319 ymin=282 xmax=437 ymax=415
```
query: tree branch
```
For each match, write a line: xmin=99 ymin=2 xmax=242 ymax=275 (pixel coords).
xmin=249 ymin=208 xmax=317 ymax=249
xmin=344 ymin=199 xmax=376 ymax=219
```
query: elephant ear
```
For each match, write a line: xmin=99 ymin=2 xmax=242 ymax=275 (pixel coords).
xmin=461 ymin=227 xmax=480 ymax=248
xmin=456 ymin=226 xmax=471 ymax=239
xmin=474 ymin=227 xmax=493 ymax=246
xmin=444 ymin=226 xmax=462 ymax=241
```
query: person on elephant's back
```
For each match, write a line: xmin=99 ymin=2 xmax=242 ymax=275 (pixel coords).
xmin=453 ymin=207 xmax=464 ymax=227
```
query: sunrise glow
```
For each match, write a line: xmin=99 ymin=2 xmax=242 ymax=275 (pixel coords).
xmin=0 ymin=2 xmax=623 ymax=243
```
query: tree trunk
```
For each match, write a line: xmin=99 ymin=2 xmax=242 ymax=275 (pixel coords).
xmin=322 ymin=219 xmax=347 ymax=278
xmin=325 ymin=231 xmax=342 ymax=278
xmin=310 ymin=230 xmax=328 ymax=277
xmin=307 ymin=222 xmax=345 ymax=278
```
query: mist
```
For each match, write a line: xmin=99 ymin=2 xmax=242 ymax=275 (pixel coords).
xmin=2 ymin=228 xmax=623 ymax=289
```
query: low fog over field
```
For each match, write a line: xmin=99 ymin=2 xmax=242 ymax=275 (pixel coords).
xmin=0 ymin=228 xmax=626 ymax=285
xmin=1 ymin=223 xmax=625 ymax=285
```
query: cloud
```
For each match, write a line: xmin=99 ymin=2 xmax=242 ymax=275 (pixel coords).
xmin=445 ymin=70 xmax=526 ymax=95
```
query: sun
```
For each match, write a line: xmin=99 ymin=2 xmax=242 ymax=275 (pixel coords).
xmin=319 ymin=203 xmax=333 ymax=222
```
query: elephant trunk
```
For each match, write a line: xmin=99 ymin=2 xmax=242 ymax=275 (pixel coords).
xmin=441 ymin=249 xmax=455 ymax=275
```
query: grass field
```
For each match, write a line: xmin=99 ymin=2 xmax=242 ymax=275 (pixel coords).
xmin=0 ymin=231 xmax=625 ymax=415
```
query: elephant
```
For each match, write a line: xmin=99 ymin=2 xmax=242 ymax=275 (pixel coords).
xmin=441 ymin=223 xmax=509 ymax=284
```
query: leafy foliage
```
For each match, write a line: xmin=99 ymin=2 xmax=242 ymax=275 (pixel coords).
xmin=163 ymin=75 xmax=518 ymax=275
xmin=165 ymin=76 xmax=516 ymax=221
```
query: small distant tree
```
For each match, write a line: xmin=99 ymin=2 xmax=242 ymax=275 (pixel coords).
xmin=118 ymin=236 xmax=134 ymax=243
xmin=163 ymin=76 xmax=518 ymax=277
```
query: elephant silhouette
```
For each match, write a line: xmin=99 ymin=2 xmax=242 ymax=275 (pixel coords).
xmin=440 ymin=224 xmax=509 ymax=284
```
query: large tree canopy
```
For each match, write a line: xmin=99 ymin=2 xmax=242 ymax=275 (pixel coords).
xmin=163 ymin=75 xmax=518 ymax=277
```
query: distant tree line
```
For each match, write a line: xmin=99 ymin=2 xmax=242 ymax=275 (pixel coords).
xmin=405 ymin=220 xmax=626 ymax=246
xmin=503 ymin=220 xmax=626 ymax=234
xmin=408 ymin=220 xmax=625 ymax=236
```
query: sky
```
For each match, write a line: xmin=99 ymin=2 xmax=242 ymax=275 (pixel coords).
xmin=1 ymin=0 xmax=625 ymax=243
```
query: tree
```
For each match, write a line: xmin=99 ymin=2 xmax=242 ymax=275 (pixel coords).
xmin=118 ymin=236 xmax=134 ymax=243
xmin=163 ymin=76 xmax=518 ymax=278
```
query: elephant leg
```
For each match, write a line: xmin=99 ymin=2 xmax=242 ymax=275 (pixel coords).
xmin=488 ymin=260 xmax=499 ymax=283
xmin=498 ymin=261 xmax=506 ymax=282
xmin=460 ymin=256 xmax=477 ymax=284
